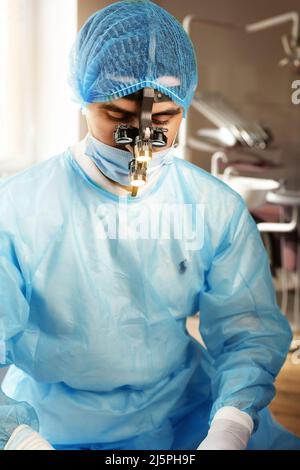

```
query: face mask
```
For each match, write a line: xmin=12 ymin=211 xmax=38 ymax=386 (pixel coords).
xmin=85 ymin=134 xmax=175 ymax=187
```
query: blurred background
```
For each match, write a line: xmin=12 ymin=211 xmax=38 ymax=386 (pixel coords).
xmin=0 ymin=0 xmax=300 ymax=438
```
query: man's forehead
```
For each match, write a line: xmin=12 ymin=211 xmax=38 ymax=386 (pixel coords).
xmin=100 ymin=97 xmax=182 ymax=114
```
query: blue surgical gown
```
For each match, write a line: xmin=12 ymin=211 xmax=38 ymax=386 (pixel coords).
xmin=0 ymin=149 xmax=300 ymax=450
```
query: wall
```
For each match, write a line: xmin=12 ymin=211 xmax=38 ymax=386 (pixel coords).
xmin=78 ymin=0 xmax=112 ymax=27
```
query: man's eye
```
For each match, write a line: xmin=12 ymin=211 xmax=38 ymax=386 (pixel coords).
xmin=153 ymin=116 xmax=170 ymax=125
xmin=108 ymin=112 xmax=127 ymax=120
xmin=153 ymin=119 xmax=169 ymax=126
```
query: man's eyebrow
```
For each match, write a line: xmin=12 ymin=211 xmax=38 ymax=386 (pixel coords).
xmin=153 ymin=108 xmax=181 ymax=116
xmin=99 ymin=104 xmax=136 ymax=115
xmin=99 ymin=103 xmax=181 ymax=116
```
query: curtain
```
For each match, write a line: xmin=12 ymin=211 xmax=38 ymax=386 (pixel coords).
xmin=0 ymin=0 xmax=78 ymax=176
xmin=0 ymin=0 xmax=35 ymax=168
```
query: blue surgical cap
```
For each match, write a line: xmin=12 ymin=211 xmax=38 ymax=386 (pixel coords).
xmin=69 ymin=0 xmax=198 ymax=117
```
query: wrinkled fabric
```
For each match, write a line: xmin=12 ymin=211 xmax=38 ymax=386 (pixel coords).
xmin=1 ymin=148 xmax=300 ymax=450
xmin=68 ymin=0 xmax=198 ymax=117
xmin=85 ymin=134 xmax=174 ymax=186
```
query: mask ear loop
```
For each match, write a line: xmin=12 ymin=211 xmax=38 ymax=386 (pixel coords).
xmin=172 ymin=130 xmax=179 ymax=148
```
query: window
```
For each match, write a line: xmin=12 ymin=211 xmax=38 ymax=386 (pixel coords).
xmin=0 ymin=0 xmax=79 ymax=177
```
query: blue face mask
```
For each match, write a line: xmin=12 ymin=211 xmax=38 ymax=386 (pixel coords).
xmin=85 ymin=134 xmax=174 ymax=187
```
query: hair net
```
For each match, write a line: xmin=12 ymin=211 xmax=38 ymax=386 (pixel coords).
xmin=69 ymin=0 xmax=198 ymax=117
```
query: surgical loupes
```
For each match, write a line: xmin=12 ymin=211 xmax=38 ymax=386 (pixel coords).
xmin=114 ymin=88 xmax=168 ymax=197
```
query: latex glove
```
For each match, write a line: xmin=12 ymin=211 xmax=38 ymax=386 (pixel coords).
xmin=198 ymin=406 xmax=254 ymax=450
xmin=0 ymin=390 xmax=39 ymax=450
xmin=4 ymin=425 xmax=54 ymax=450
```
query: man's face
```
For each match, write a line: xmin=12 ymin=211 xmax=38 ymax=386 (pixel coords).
xmin=85 ymin=96 xmax=183 ymax=152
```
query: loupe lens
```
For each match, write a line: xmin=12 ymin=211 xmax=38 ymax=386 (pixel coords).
xmin=152 ymin=128 xmax=168 ymax=147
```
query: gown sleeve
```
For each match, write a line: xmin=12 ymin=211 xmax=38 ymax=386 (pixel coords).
xmin=0 ymin=190 xmax=39 ymax=449
xmin=199 ymin=198 xmax=292 ymax=430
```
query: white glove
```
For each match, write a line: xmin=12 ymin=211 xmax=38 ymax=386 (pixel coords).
xmin=198 ymin=406 xmax=254 ymax=450
xmin=4 ymin=425 xmax=54 ymax=450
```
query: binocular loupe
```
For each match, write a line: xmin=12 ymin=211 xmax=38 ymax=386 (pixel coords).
xmin=114 ymin=88 xmax=168 ymax=197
